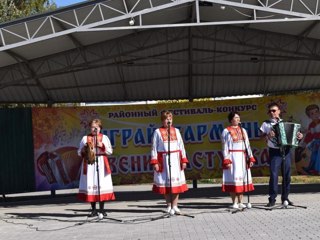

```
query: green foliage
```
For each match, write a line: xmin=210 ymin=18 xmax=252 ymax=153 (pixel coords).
xmin=157 ymin=98 xmax=214 ymax=104
xmin=0 ymin=102 xmax=82 ymax=108
xmin=189 ymin=176 xmax=320 ymax=184
xmin=0 ymin=0 xmax=56 ymax=24
xmin=0 ymin=1 xmax=21 ymax=23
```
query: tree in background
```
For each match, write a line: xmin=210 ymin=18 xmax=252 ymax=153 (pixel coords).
xmin=0 ymin=0 xmax=56 ymax=24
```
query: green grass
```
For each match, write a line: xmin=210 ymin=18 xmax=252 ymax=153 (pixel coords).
xmin=188 ymin=176 xmax=320 ymax=184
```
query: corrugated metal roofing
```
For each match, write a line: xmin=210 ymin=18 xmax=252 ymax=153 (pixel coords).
xmin=1 ymin=0 xmax=320 ymax=104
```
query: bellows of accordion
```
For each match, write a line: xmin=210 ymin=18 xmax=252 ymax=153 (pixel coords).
xmin=274 ymin=122 xmax=301 ymax=147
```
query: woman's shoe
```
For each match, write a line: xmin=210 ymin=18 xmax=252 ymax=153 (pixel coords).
xmin=231 ymin=203 xmax=239 ymax=209
xmin=238 ymin=203 xmax=246 ymax=208
xmin=166 ymin=206 xmax=172 ymax=213
xmin=100 ymin=210 xmax=108 ymax=216
xmin=88 ymin=209 xmax=98 ymax=217
xmin=173 ymin=206 xmax=181 ymax=214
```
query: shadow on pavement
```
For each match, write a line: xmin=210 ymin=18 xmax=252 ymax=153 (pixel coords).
xmin=0 ymin=183 xmax=319 ymax=207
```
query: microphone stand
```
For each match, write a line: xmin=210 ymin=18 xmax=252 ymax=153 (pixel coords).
xmin=280 ymin=146 xmax=288 ymax=208
xmin=150 ymin=122 xmax=174 ymax=220
xmin=239 ymin=123 xmax=251 ymax=208
xmin=232 ymin=123 xmax=252 ymax=214
xmin=167 ymin=122 xmax=194 ymax=218
xmin=151 ymin=122 xmax=194 ymax=220
xmin=94 ymin=132 xmax=102 ymax=216
xmin=167 ymin=122 xmax=174 ymax=216
xmin=92 ymin=130 xmax=123 ymax=222
xmin=267 ymin=122 xmax=307 ymax=211
xmin=279 ymin=147 xmax=307 ymax=210
xmin=262 ymin=121 xmax=287 ymax=211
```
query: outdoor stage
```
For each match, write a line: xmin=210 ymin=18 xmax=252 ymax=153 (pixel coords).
xmin=0 ymin=184 xmax=319 ymax=240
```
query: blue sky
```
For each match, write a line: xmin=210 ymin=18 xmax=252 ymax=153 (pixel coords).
xmin=54 ymin=0 xmax=86 ymax=7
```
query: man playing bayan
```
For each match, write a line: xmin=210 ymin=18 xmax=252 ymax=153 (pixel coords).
xmin=260 ymin=102 xmax=303 ymax=207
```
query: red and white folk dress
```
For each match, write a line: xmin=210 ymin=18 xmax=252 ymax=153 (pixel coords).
xmin=150 ymin=127 xmax=189 ymax=194
xmin=221 ymin=126 xmax=255 ymax=193
xmin=78 ymin=133 xmax=115 ymax=202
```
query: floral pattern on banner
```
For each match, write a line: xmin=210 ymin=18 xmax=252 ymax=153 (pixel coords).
xmin=79 ymin=108 xmax=99 ymax=130
xmin=32 ymin=108 xmax=62 ymax=149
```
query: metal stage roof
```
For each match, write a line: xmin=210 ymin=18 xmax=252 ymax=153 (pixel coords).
xmin=1 ymin=0 xmax=320 ymax=104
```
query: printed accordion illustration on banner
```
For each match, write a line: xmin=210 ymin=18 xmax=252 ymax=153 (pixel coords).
xmin=36 ymin=146 xmax=82 ymax=189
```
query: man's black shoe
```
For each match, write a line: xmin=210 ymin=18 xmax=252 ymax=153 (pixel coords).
xmin=266 ymin=202 xmax=275 ymax=207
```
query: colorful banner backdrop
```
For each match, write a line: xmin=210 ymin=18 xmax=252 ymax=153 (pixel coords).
xmin=32 ymin=92 xmax=320 ymax=191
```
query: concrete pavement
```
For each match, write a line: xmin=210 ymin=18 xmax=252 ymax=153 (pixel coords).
xmin=0 ymin=184 xmax=319 ymax=240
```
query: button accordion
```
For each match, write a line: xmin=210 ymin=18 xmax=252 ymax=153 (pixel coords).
xmin=274 ymin=122 xmax=301 ymax=147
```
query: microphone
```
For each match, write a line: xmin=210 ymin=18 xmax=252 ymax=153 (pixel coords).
xmin=238 ymin=122 xmax=242 ymax=126
xmin=93 ymin=127 xmax=98 ymax=132
xmin=167 ymin=121 xmax=171 ymax=125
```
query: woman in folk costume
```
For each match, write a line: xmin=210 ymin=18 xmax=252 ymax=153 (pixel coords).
xmin=221 ymin=111 xmax=256 ymax=209
xmin=78 ymin=119 xmax=115 ymax=217
xmin=150 ymin=111 xmax=189 ymax=215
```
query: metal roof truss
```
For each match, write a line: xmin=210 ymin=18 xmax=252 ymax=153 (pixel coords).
xmin=1 ymin=0 xmax=320 ymax=52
